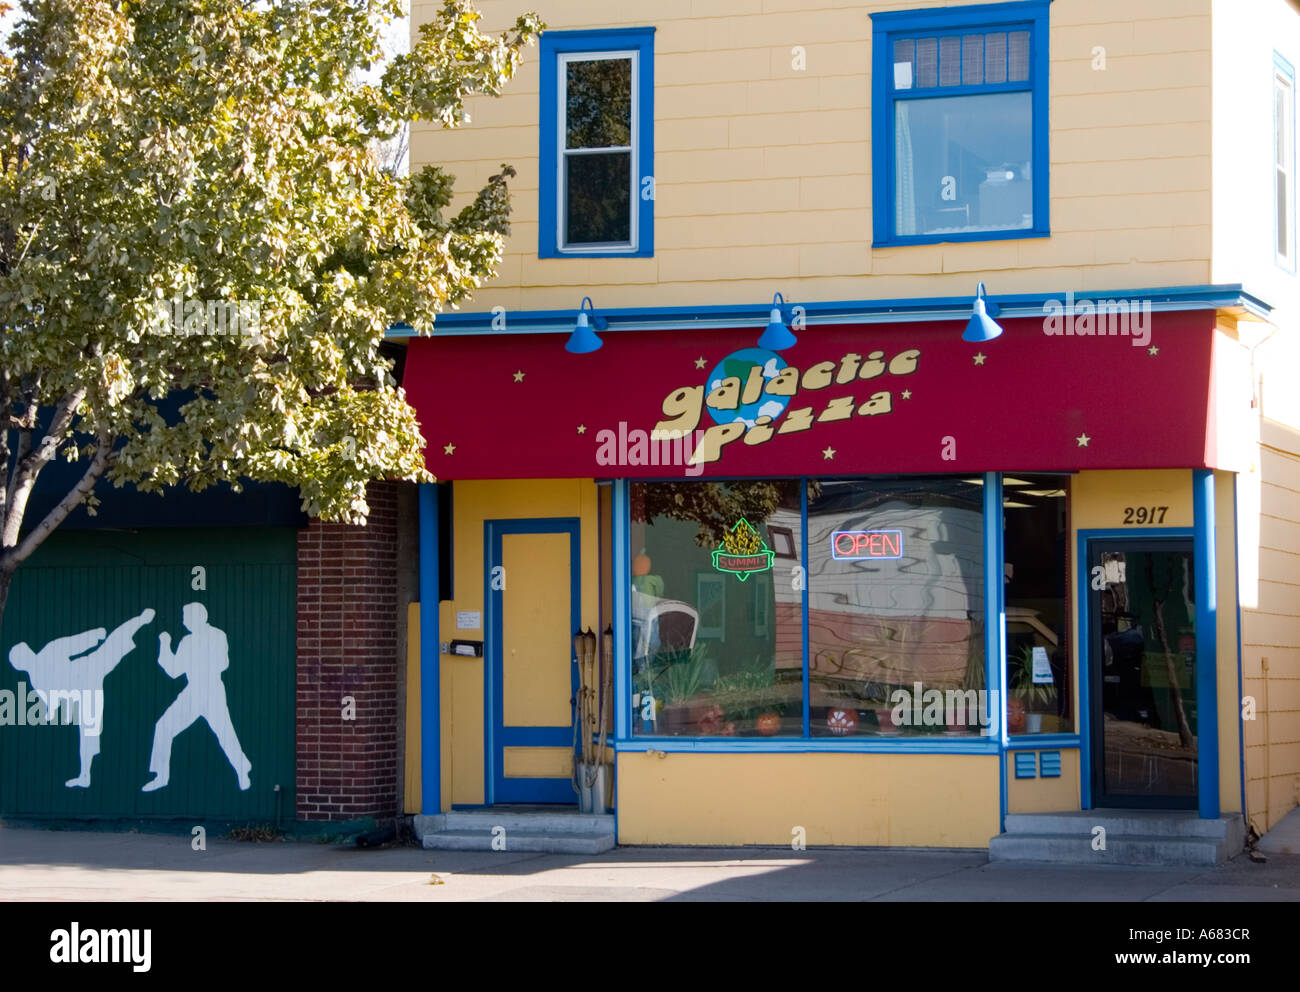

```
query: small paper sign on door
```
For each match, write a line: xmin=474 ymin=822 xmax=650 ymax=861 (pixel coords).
xmin=1032 ymin=646 xmax=1053 ymax=684
xmin=456 ymin=610 xmax=481 ymax=630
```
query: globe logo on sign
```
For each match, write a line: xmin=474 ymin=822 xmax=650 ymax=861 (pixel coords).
xmin=705 ymin=348 xmax=790 ymax=427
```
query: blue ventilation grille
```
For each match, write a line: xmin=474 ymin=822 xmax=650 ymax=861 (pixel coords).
xmin=1039 ymin=751 xmax=1062 ymax=778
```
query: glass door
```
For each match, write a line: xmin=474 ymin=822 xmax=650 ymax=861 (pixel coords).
xmin=1087 ymin=539 xmax=1197 ymax=809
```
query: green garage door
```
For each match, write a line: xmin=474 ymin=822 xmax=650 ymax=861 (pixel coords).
xmin=0 ymin=528 xmax=295 ymax=822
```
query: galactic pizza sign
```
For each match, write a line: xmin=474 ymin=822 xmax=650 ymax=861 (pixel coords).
xmin=402 ymin=313 xmax=1218 ymax=479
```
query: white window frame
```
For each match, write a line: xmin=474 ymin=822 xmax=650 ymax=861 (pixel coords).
xmin=1275 ymin=62 xmax=1295 ymax=270
xmin=556 ymin=50 xmax=639 ymax=254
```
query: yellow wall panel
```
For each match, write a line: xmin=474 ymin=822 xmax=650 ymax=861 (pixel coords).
xmin=1007 ymin=750 xmax=1082 ymax=813
xmin=504 ymin=747 xmax=574 ymax=779
xmin=501 ymin=532 xmax=573 ymax=727
xmin=616 ymin=753 xmax=1000 ymax=847
xmin=1070 ymin=470 xmax=1194 ymax=530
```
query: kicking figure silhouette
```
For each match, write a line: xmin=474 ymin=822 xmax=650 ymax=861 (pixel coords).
xmin=7 ymin=609 xmax=156 ymax=788
xmin=142 ymin=603 xmax=251 ymax=792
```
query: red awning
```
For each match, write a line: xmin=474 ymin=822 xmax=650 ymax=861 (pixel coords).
xmin=402 ymin=311 xmax=1215 ymax=480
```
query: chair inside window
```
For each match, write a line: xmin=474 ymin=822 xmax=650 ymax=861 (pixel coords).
xmin=636 ymin=600 xmax=699 ymax=661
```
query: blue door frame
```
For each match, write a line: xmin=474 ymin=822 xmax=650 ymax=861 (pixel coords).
xmin=484 ymin=517 xmax=581 ymax=805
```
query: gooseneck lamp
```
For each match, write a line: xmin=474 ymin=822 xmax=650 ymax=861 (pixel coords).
xmin=566 ymin=296 xmax=607 ymax=354
xmin=758 ymin=292 xmax=797 ymax=351
xmin=962 ymin=282 xmax=1004 ymax=343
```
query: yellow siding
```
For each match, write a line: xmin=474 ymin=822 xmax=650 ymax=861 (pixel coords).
xmin=1242 ymin=420 xmax=1300 ymax=833
xmin=411 ymin=0 xmax=1214 ymax=312
xmin=616 ymin=752 xmax=1000 ymax=847
xmin=1007 ymin=749 xmax=1081 ymax=813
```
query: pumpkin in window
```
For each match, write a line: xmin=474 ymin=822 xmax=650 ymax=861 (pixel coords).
xmin=825 ymin=708 xmax=858 ymax=736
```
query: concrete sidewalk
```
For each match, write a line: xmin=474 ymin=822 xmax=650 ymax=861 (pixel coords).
xmin=1 ymin=824 xmax=1298 ymax=901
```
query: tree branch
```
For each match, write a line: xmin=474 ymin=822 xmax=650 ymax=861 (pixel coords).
xmin=1 ymin=386 xmax=86 ymax=547
xmin=2 ymin=431 xmax=113 ymax=573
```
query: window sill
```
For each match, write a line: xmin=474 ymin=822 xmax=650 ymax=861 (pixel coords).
xmin=539 ymin=248 xmax=654 ymax=259
xmin=616 ymin=737 xmax=1001 ymax=755
xmin=1005 ymin=734 xmax=1080 ymax=750
xmin=873 ymin=228 xmax=1049 ymax=249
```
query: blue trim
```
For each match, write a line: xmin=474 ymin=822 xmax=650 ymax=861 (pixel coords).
xmin=539 ymin=28 xmax=654 ymax=259
xmin=870 ymin=0 xmax=1055 ymax=26
xmin=418 ymin=483 xmax=441 ymax=815
xmin=986 ymin=472 xmax=1008 ymax=830
xmin=871 ymin=0 xmax=1051 ymax=247
xmin=1014 ymin=752 xmax=1037 ymax=778
xmin=484 ymin=516 xmax=582 ymax=804
xmin=387 ymin=283 xmax=1272 ymax=338
xmin=1039 ymin=750 xmax=1062 ymax=778
xmin=615 ymin=738 xmax=1000 ymax=755
xmin=1193 ymin=470 xmax=1220 ymax=819
xmin=800 ymin=482 xmax=811 ymax=738
xmin=985 ymin=472 xmax=1004 ymax=745
xmin=1077 ymin=528 xmax=1091 ymax=810
xmin=614 ymin=480 xmax=631 ymax=743
xmin=1234 ymin=474 xmax=1247 ymax=824
xmin=1005 ymin=734 xmax=1079 ymax=750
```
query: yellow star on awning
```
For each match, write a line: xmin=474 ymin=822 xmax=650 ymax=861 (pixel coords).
xmin=822 ymin=446 xmax=836 ymax=460
xmin=694 ymin=356 xmax=707 ymax=369
xmin=1076 ymin=433 xmax=1091 ymax=447
xmin=576 ymin=424 xmax=587 ymax=435
xmin=512 ymin=369 xmax=525 ymax=382
xmin=443 ymin=443 xmax=456 ymax=455
xmin=973 ymin=352 xmax=987 ymax=366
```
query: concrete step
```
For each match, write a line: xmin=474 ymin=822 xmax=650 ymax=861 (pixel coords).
xmin=421 ymin=828 xmax=616 ymax=855
xmin=1005 ymin=811 xmax=1239 ymax=840
xmin=989 ymin=832 xmax=1231 ymax=867
xmin=422 ymin=811 xmax=615 ymax=835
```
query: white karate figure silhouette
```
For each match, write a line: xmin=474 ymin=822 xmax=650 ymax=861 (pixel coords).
xmin=7 ymin=609 xmax=155 ymax=788
xmin=142 ymin=602 xmax=251 ymax=792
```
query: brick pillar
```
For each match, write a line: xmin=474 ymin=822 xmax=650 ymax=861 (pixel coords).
xmin=296 ymin=482 xmax=400 ymax=821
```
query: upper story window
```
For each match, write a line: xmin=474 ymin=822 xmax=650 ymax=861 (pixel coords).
xmin=539 ymin=28 xmax=654 ymax=258
xmin=871 ymin=1 xmax=1051 ymax=247
xmin=1275 ymin=55 xmax=1295 ymax=270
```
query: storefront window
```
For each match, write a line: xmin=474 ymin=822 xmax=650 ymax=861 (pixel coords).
xmin=1003 ymin=474 xmax=1072 ymax=734
xmin=807 ymin=478 xmax=986 ymax=736
xmin=629 ymin=480 xmax=803 ymax=737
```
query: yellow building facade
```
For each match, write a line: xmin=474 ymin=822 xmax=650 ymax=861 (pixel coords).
xmin=400 ymin=0 xmax=1300 ymax=857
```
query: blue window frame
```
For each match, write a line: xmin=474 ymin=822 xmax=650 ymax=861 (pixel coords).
xmin=614 ymin=474 xmax=1009 ymax=755
xmin=870 ymin=1 xmax=1051 ymax=248
xmin=539 ymin=28 xmax=654 ymax=258
xmin=1275 ymin=53 xmax=1295 ymax=272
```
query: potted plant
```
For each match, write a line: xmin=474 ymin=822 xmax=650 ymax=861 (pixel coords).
xmin=659 ymin=643 xmax=711 ymax=734
xmin=710 ymin=657 xmax=786 ymax=735
xmin=1011 ymin=644 xmax=1057 ymax=733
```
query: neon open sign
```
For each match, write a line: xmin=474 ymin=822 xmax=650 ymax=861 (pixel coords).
xmin=831 ymin=530 xmax=903 ymax=560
